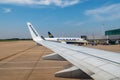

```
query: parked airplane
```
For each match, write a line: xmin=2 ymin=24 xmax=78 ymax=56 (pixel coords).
xmin=48 ymin=31 xmax=54 ymax=38
xmin=27 ymin=22 xmax=120 ymax=80
xmin=46 ymin=31 xmax=88 ymax=45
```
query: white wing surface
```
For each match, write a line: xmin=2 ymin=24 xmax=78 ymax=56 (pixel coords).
xmin=27 ymin=22 xmax=120 ymax=80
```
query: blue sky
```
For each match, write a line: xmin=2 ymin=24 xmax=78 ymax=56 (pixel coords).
xmin=0 ymin=0 xmax=120 ymax=39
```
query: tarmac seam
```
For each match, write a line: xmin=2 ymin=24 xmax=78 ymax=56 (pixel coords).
xmin=0 ymin=45 xmax=37 ymax=62
xmin=24 ymin=46 xmax=48 ymax=80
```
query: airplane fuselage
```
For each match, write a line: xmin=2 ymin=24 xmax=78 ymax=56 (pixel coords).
xmin=45 ymin=37 xmax=88 ymax=43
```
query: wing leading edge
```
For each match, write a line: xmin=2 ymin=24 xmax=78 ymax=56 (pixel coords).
xmin=27 ymin=22 xmax=120 ymax=80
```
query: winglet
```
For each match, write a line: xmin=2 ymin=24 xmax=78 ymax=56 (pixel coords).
xmin=27 ymin=22 xmax=43 ymax=42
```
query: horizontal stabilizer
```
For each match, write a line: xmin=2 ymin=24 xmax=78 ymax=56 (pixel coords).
xmin=42 ymin=53 xmax=66 ymax=61
xmin=55 ymin=66 xmax=92 ymax=79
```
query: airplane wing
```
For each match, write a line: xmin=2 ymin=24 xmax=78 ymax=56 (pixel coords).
xmin=27 ymin=22 xmax=120 ymax=80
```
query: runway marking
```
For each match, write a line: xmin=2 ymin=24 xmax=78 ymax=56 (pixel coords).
xmin=0 ymin=67 xmax=63 ymax=70
xmin=0 ymin=61 xmax=61 ymax=63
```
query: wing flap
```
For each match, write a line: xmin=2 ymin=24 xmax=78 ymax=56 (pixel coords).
xmin=55 ymin=66 xmax=92 ymax=79
xmin=42 ymin=53 xmax=66 ymax=61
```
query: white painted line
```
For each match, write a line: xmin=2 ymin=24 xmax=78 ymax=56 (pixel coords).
xmin=0 ymin=67 xmax=63 ymax=70
xmin=0 ymin=61 xmax=60 ymax=64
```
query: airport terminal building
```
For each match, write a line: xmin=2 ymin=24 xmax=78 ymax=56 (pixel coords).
xmin=105 ymin=28 xmax=120 ymax=44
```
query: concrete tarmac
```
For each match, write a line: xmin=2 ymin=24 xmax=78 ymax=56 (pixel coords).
xmin=0 ymin=41 xmax=77 ymax=80
xmin=0 ymin=41 xmax=119 ymax=80
xmin=86 ymin=45 xmax=120 ymax=53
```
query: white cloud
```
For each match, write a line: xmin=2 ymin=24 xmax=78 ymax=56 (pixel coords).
xmin=0 ymin=0 xmax=81 ymax=7
xmin=2 ymin=8 xmax=12 ymax=13
xmin=85 ymin=3 xmax=120 ymax=21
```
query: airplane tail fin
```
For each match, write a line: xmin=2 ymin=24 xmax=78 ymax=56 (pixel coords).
xmin=27 ymin=22 xmax=43 ymax=42
xmin=48 ymin=31 xmax=54 ymax=38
